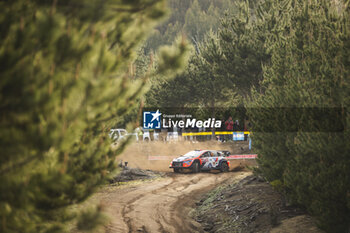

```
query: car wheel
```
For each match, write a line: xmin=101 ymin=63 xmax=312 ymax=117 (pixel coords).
xmin=220 ymin=162 xmax=229 ymax=172
xmin=192 ymin=162 xmax=200 ymax=173
xmin=174 ymin=168 xmax=180 ymax=173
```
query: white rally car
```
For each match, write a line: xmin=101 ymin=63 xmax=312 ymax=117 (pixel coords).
xmin=169 ymin=150 xmax=230 ymax=173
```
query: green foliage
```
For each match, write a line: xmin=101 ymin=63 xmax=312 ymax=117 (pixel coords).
xmin=0 ymin=0 xmax=189 ymax=232
xmin=247 ymin=0 xmax=350 ymax=232
xmin=143 ymin=0 xmax=236 ymax=53
xmin=269 ymin=179 xmax=283 ymax=192
xmin=145 ymin=71 xmax=194 ymax=108
xmin=77 ymin=205 xmax=107 ymax=232
xmin=189 ymin=32 xmax=235 ymax=107
xmin=145 ymin=0 xmax=268 ymax=120
xmin=146 ymin=0 xmax=271 ymax=111
xmin=184 ymin=0 xmax=219 ymax=43
xmin=157 ymin=36 xmax=192 ymax=76
xmin=145 ymin=31 xmax=238 ymax=113
xmin=218 ymin=0 xmax=273 ymax=96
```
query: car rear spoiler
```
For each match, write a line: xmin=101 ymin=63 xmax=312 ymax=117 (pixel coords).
xmin=219 ymin=150 xmax=231 ymax=156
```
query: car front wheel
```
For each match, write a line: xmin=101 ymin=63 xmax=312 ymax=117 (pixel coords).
xmin=192 ymin=162 xmax=200 ymax=173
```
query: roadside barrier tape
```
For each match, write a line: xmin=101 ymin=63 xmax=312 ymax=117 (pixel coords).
xmin=226 ymin=154 xmax=257 ymax=159
xmin=148 ymin=154 xmax=257 ymax=161
xmin=182 ymin=132 xmax=212 ymax=136
xmin=182 ymin=131 xmax=250 ymax=136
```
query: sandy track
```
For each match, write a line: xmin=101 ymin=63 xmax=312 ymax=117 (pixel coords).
xmin=98 ymin=172 xmax=250 ymax=233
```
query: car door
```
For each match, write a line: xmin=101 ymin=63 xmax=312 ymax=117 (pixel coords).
xmin=200 ymin=152 xmax=211 ymax=169
xmin=206 ymin=151 xmax=219 ymax=169
xmin=211 ymin=151 xmax=220 ymax=168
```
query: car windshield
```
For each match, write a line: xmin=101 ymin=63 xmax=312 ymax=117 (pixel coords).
xmin=182 ymin=150 xmax=203 ymax=158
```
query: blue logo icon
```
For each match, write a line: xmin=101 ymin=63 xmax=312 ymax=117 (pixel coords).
xmin=143 ymin=110 xmax=162 ymax=129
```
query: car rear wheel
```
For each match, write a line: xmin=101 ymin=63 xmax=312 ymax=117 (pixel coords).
xmin=220 ymin=162 xmax=229 ymax=172
xmin=192 ymin=161 xmax=200 ymax=173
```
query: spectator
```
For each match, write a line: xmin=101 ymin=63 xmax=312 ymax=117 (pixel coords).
xmin=225 ymin=116 xmax=234 ymax=130
xmin=225 ymin=116 xmax=234 ymax=140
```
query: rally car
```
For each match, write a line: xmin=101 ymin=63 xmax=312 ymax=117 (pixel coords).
xmin=169 ymin=150 xmax=230 ymax=173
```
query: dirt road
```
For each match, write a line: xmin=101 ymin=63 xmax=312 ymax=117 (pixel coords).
xmin=97 ymin=172 xmax=250 ymax=233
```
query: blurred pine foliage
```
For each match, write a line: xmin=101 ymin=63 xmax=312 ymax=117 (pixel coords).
xmin=0 ymin=0 xmax=189 ymax=232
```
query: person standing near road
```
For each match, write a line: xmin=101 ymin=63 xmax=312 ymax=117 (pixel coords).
xmin=225 ymin=116 xmax=234 ymax=140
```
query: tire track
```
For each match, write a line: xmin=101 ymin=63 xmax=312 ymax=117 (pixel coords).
xmin=121 ymin=177 xmax=176 ymax=232
xmin=100 ymin=172 xmax=251 ymax=233
xmin=121 ymin=194 xmax=144 ymax=233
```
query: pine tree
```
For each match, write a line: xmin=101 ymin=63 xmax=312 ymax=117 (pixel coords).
xmin=144 ymin=0 xmax=236 ymax=52
xmin=218 ymin=0 xmax=273 ymax=96
xmin=189 ymin=33 xmax=237 ymax=108
xmin=145 ymin=36 xmax=192 ymax=108
xmin=247 ymin=0 xmax=350 ymax=231
xmin=0 ymin=0 xmax=189 ymax=232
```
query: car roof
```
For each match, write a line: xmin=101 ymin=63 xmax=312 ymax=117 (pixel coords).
xmin=194 ymin=149 xmax=216 ymax=152
xmin=193 ymin=150 xmax=221 ymax=155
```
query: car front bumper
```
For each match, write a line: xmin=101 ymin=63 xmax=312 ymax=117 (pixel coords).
xmin=169 ymin=161 xmax=195 ymax=169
